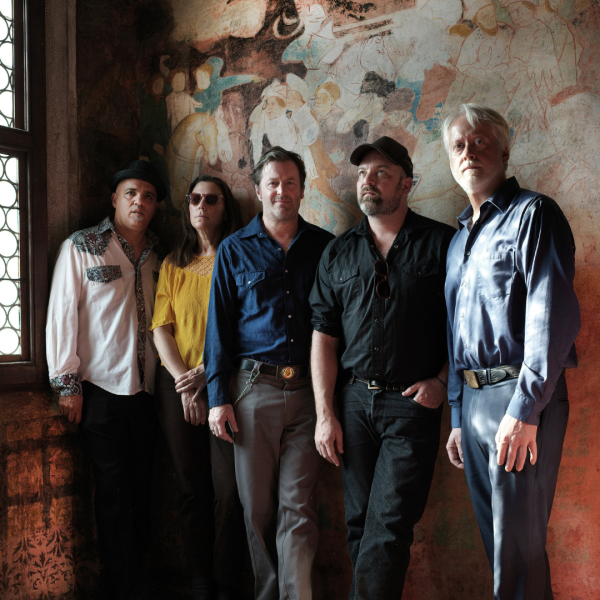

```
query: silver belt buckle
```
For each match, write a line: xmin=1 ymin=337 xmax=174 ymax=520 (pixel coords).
xmin=367 ymin=382 xmax=381 ymax=390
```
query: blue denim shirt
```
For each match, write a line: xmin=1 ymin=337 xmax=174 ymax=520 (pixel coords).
xmin=445 ymin=177 xmax=580 ymax=427
xmin=204 ymin=213 xmax=334 ymax=408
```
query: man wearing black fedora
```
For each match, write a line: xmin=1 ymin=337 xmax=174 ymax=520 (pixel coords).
xmin=46 ymin=160 xmax=166 ymax=599
xmin=310 ymin=137 xmax=455 ymax=599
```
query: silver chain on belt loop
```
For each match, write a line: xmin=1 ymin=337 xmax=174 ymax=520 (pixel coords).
xmin=233 ymin=361 xmax=261 ymax=405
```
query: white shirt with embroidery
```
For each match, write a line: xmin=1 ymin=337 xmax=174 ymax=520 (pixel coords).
xmin=46 ymin=217 xmax=161 ymax=396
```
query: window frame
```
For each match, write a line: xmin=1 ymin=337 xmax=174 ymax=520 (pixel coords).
xmin=0 ymin=0 xmax=47 ymax=388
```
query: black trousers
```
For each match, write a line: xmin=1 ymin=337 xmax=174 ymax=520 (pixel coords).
xmin=339 ymin=380 xmax=442 ymax=600
xmin=80 ymin=381 xmax=156 ymax=600
xmin=154 ymin=365 xmax=246 ymax=586
xmin=462 ymin=374 xmax=569 ymax=600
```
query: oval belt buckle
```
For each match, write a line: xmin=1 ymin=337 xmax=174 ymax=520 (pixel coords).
xmin=281 ymin=366 xmax=295 ymax=379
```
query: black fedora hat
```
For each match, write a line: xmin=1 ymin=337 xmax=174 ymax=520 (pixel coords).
xmin=109 ymin=160 xmax=168 ymax=201
xmin=350 ymin=136 xmax=414 ymax=178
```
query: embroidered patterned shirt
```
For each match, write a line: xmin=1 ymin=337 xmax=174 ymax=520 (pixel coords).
xmin=46 ymin=217 xmax=161 ymax=396
xmin=150 ymin=255 xmax=215 ymax=371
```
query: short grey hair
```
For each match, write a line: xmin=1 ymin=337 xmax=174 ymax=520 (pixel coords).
xmin=442 ymin=103 xmax=511 ymax=159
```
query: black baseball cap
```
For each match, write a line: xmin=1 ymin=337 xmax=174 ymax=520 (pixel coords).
xmin=350 ymin=136 xmax=414 ymax=178
xmin=109 ymin=160 xmax=167 ymax=201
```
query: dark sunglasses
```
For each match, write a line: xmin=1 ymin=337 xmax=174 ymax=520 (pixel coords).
xmin=374 ymin=259 xmax=391 ymax=300
xmin=186 ymin=193 xmax=223 ymax=206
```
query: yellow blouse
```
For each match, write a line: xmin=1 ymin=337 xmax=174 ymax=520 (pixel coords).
xmin=150 ymin=255 xmax=215 ymax=370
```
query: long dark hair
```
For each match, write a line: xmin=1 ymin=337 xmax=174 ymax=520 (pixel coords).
xmin=168 ymin=175 xmax=242 ymax=268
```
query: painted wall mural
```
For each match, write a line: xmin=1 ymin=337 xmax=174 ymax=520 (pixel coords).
xmin=131 ymin=0 xmax=600 ymax=255
xmin=72 ymin=0 xmax=600 ymax=597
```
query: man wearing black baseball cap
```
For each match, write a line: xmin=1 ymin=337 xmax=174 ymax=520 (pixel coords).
xmin=310 ymin=137 xmax=455 ymax=599
xmin=47 ymin=160 xmax=166 ymax=599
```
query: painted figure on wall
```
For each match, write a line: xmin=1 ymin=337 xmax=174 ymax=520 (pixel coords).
xmin=135 ymin=0 xmax=599 ymax=243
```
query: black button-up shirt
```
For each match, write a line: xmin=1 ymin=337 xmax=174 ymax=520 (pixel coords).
xmin=310 ymin=209 xmax=455 ymax=386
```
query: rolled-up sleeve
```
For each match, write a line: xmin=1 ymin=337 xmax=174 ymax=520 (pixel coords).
xmin=507 ymin=199 xmax=581 ymax=425
xmin=46 ymin=240 xmax=83 ymax=396
xmin=309 ymin=242 xmax=342 ymax=339
xmin=204 ymin=243 xmax=237 ymax=408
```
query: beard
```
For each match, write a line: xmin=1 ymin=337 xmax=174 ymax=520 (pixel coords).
xmin=358 ymin=184 xmax=403 ymax=217
xmin=452 ymin=161 xmax=504 ymax=196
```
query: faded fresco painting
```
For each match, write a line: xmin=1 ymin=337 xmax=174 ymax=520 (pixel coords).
xmin=135 ymin=0 xmax=600 ymax=255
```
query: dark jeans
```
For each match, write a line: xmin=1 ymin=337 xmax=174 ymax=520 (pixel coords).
xmin=80 ymin=381 xmax=157 ymax=600
xmin=462 ymin=374 xmax=569 ymax=600
xmin=154 ymin=365 xmax=246 ymax=587
xmin=339 ymin=380 xmax=442 ymax=600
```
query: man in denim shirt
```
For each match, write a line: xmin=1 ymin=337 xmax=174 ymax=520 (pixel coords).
xmin=205 ymin=147 xmax=334 ymax=600
xmin=443 ymin=104 xmax=580 ymax=599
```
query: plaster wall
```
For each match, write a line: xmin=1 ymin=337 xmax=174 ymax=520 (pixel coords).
xmin=64 ymin=0 xmax=600 ymax=597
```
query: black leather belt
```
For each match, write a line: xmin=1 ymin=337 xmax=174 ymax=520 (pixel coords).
xmin=464 ymin=364 xmax=521 ymax=389
xmin=351 ymin=376 xmax=408 ymax=392
xmin=237 ymin=358 xmax=310 ymax=380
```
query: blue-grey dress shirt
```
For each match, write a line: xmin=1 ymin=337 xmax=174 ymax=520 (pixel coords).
xmin=204 ymin=212 xmax=334 ymax=408
xmin=445 ymin=177 xmax=580 ymax=428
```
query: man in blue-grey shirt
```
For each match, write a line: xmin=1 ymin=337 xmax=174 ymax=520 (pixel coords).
xmin=443 ymin=104 xmax=580 ymax=600
xmin=205 ymin=146 xmax=334 ymax=600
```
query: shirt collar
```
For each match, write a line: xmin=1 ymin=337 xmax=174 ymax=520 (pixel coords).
xmin=101 ymin=216 xmax=160 ymax=257
xmin=346 ymin=208 xmax=428 ymax=239
xmin=240 ymin=212 xmax=311 ymax=239
xmin=456 ymin=177 xmax=520 ymax=230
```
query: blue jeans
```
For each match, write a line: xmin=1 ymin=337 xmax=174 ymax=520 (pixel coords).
xmin=339 ymin=380 xmax=442 ymax=600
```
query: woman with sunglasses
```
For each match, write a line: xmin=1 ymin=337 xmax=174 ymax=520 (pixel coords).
xmin=150 ymin=175 xmax=245 ymax=600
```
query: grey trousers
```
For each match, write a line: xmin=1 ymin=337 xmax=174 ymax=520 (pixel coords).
xmin=230 ymin=368 xmax=320 ymax=600
xmin=462 ymin=374 xmax=569 ymax=600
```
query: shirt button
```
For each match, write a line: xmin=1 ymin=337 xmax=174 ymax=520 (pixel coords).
xmin=375 ymin=318 xmax=379 ymax=323
xmin=291 ymin=339 xmax=294 ymax=342
xmin=248 ymin=280 xmax=252 ymax=284
xmin=278 ymin=248 xmax=282 ymax=252
xmin=285 ymin=269 xmax=288 ymax=273
xmin=370 ymin=244 xmax=374 ymax=248
xmin=394 ymin=245 xmax=398 ymax=249
xmin=466 ymin=251 xmax=471 ymax=256
xmin=374 ymin=347 xmax=379 ymax=351
xmin=288 ymin=315 xmax=292 ymax=319
xmin=286 ymin=290 xmax=290 ymax=294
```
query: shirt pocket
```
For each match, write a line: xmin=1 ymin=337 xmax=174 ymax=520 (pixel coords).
xmin=398 ymin=262 xmax=442 ymax=299
xmin=399 ymin=263 xmax=439 ymax=278
xmin=474 ymin=250 xmax=515 ymax=301
xmin=235 ymin=270 xmax=270 ymax=312
xmin=86 ymin=265 xmax=126 ymax=308
xmin=330 ymin=266 xmax=362 ymax=305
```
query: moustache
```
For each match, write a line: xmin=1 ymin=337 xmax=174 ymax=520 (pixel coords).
xmin=360 ymin=185 xmax=381 ymax=200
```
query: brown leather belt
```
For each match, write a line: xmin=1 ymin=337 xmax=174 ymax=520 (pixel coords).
xmin=237 ymin=358 xmax=310 ymax=380
xmin=351 ymin=376 xmax=408 ymax=392
xmin=464 ymin=364 xmax=521 ymax=389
